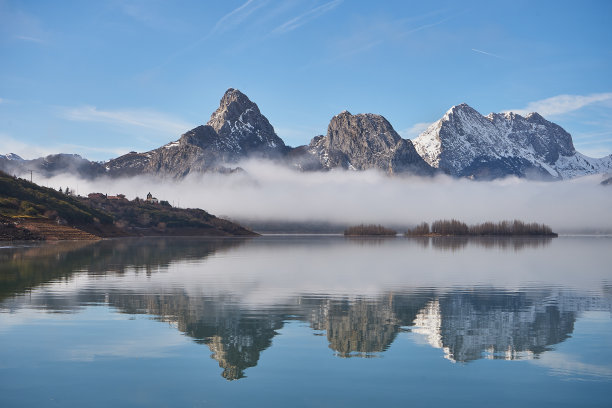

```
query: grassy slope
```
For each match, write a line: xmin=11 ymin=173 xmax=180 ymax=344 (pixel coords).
xmin=0 ymin=171 xmax=112 ymax=225
xmin=0 ymin=171 xmax=256 ymax=238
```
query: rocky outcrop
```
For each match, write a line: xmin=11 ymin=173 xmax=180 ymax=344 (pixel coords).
xmin=292 ymin=111 xmax=435 ymax=175
xmin=105 ymin=89 xmax=287 ymax=178
xmin=413 ymin=104 xmax=612 ymax=179
xmin=207 ymin=88 xmax=286 ymax=156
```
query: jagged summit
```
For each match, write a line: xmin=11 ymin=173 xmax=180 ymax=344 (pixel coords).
xmin=208 ymin=88 xmax=260 ymax=131
xmin=303 ymin=110 xmax=435 ymax=175
xmin=525 ymin=111 xmax=545 ymax=121
xmin=206 ymin=88 xmax=286 ymax=154
xmin=413 ymin=104 xmax=605 ymax=179
xmin=104 ymin=88 xmax=286 ymax=178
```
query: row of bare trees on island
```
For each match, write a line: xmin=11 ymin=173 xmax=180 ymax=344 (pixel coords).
xmin=344 ymin=220 xmax=557 ymax=237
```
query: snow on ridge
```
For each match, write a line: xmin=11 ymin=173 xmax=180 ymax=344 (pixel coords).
xmin=555 ymin=152 xmax=612 ymax=179
xmin=163 ymin=141 xmax=180 ymax=149
xmin=412 ymin=104 xmax=612 ymax=179
xmin=0 ymin=153 xmax=24 ymax=161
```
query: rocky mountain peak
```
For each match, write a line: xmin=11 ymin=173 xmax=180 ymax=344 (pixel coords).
xmin=207 ymin=88 xmax=261 ymax=132
xmin=305 ymin=110 xmax=434 ymax=175
xmin=335 ymin=110 xmax=352 ymax=117
xmin=205 ymin=88 xmax=285 ymax=154
xmin=413 ymin=104 xmax=589 ymax=179
xmin=525 ymin=112 xmax=545 ymax=122
xmin=444 ymin=103 xmax=482 ymax=120
xmin=326 ymin=112 xmax=400 ymax=151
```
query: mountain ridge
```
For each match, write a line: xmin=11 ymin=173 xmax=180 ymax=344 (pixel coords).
xmin=2 ymin=89 xmax=611 ymax=180
xmin=413 ymin=103 xmax=611 ymax=179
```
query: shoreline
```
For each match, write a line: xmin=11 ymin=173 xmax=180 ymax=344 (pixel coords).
xmin=0 ymin=216 xmax=258 ymax=241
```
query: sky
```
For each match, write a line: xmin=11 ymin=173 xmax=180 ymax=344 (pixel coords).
xmin=1 ymin=0 xmax=611 ymax=161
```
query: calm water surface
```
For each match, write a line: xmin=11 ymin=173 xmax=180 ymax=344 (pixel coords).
xmin=0 ymin=236 xmax=611 ymax=407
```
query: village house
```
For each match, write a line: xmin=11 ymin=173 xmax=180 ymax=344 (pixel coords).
xmin=107 ymin=194 xmax=126 ymax=200
xmin=146 ymin=192 xmax=159 ymax=204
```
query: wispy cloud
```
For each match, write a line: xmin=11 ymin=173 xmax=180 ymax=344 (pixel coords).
xmin=471 ymin=48 xmax=505 ymax=60
xmin=272 ymin=0 xmax=342 ymax=34
xmin=400 ymin=122 xmax=435 ymax=139
xmin=507 ymin=93 xmax=612 ymax=117
xmin=14 ymin=35 xmax=45 ymax=44
xmin=212 ymin=0 xmax=268 ymax=35
xmin=62 ymin=144 xmax=131 ymax=157
xmin=308 ymin=10 xmax=455 ymax=69
xmin=0 ymin=133 xmax=132 ymax=160
xmin=60 ymin=106 xmax=193 ymax=136
xmin=140 ymin=0 xmax=269 ymax=80
xmin=531 ymin=351 xmax=612 ymax=381
xmin=0 ymin=2 xmax=49 ymax=44
xmin=0 ymin=134 xmax=56 ymax=159
xmin=403 ymin=15 xmax=454 ymax=36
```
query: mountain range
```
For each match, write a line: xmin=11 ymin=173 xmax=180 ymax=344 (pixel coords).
xmin=2 ymin=88 xmax=611 ymax=180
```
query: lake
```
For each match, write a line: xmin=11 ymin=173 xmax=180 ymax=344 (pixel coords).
xmin=1 ymin=235 xmax=611 ymax=407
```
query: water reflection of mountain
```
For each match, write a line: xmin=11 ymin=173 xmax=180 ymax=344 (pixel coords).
xmin=302 ymin=295 xmax=433 ymax=357
xmin=7 ymin=285 xmax=610 ymax=378
xmin=0 ymin=237 xmax=609 ymax=380
xmin=412 ymin=291 xmax=596 ymax=362
xmin=106 ymin=290 xmax=284 ymax=380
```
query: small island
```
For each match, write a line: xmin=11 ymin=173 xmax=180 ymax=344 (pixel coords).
xmin=344 ymin=224 xmax=397 ymax=236
xmin=405 ymin=219 xmax=557 ymax=237
xmin=343 ymin=219 xmax=557 ymax=237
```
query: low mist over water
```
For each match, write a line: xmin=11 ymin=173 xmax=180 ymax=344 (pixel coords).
xmin=39 ymin=160 xmax=612 ymax=233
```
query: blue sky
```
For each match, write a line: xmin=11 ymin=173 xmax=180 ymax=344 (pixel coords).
xmin=1 ymin=0 xmax=611 ymax=160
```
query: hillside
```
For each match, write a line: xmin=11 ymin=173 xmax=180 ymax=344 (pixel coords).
xmin=0 ymin=171 xmax=256 ymax=240
xmin=81 ymin=194 xmax=255 ymax=237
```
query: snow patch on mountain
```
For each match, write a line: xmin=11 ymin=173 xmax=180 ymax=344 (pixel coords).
xmin=413 ymin=104 xmax=611 ymax=179
xmin=0 ymin=153 xmax=24 ymax=161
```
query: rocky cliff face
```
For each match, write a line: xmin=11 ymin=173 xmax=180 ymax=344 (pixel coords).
xmin=106 ymin=88 xmax=287 ymax=178
xmin=413 ymin=104 xmax=612 ymax=179
xmin=207 ymin=88 xmax=286 ymax=156
xmin=296 ymin=111 xmax=435 ymax=175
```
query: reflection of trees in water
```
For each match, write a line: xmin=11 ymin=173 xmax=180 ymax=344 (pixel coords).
xmin=343 ymin=237 xmax=398 ymax=246
xmin=0 ymin=237 xmax=248 ymax=303
xmin=430 ymin=236 xmax=553 ymax=251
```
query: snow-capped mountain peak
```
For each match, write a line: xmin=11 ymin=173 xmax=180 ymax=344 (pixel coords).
xmin=413 ymin=104 xmax=606 ymax=179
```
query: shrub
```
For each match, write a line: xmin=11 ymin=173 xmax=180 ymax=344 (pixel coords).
xmin=405 ymin=222 xmax=430 ymax=236
xmin=344 ymin=224 xmax=397 ymax=236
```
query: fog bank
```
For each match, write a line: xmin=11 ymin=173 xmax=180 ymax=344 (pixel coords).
xmin=41 ymin=160 xmax=612 ymax=233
